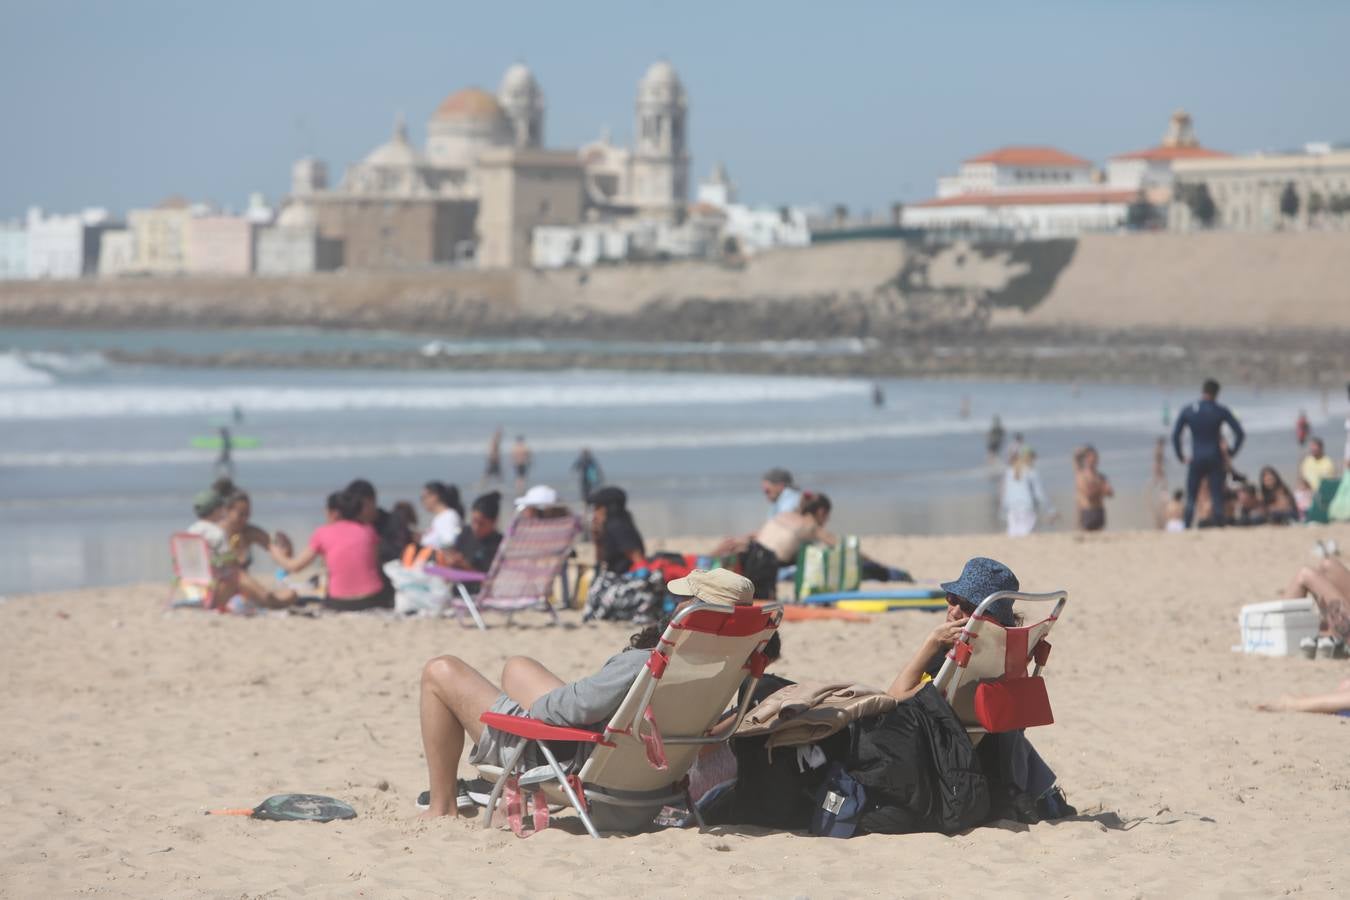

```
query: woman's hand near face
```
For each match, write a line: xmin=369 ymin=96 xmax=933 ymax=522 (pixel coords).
xmin=929 ymin=616 xmax=969 ymax=649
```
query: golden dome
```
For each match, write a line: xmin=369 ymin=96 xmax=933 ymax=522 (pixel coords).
xmin=433 ymin=87 xmax=506 ymax=122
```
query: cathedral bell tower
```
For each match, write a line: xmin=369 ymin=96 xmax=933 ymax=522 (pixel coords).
xmin=631 ymin=60 xmax=689 ymax=220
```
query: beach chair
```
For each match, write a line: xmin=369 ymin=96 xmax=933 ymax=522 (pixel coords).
xmin=167 ymin=532 xmax=219 ymax=610
xmin=931 ymin=590 xmax=1067 ymax=739
xmin=476 ymin=599 xmax=784 ymax=837
xmin=426 ymin=511 xmax=582 ymax=630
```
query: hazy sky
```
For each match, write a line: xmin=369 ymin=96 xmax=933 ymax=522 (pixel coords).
xmin=2 ymin=1 xmax=1347 ymax=218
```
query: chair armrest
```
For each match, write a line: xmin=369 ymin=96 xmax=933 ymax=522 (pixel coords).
xmin=425 ymin=565 xmax=487 ymax=583
xmin=480 ymin=712 xmax=614 ymax=746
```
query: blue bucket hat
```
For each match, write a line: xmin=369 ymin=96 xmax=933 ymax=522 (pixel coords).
xmin=941 ymin=557 xmax=1020 ymax=623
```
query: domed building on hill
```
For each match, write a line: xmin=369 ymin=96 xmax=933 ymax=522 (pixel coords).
xmin=276 ymin=61 xmax=693 ymax=270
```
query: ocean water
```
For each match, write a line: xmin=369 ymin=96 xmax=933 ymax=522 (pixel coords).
xmin=0 ymin=338 xmax=1340 ymax=596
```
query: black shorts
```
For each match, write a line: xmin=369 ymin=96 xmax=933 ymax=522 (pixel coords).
xmin=1079 ymin=508 xmax=1106 ymax=532
xmin=323 ymin=587 xmax=394 ymax=612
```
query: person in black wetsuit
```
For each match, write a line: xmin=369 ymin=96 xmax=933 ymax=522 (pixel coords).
xmin=1171 ymin=378 xmax=1245 ymax=528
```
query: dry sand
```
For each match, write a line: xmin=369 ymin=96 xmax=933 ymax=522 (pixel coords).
xmin=2 ymin=524 xmax=1348 ymax=898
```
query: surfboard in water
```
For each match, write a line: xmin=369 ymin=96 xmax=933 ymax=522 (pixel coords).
xmin=190 ymin=436 xmax=262 ymax=449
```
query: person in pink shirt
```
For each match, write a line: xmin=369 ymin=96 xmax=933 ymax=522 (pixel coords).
xmin=274 ymin=489 xmax=391 ymax=611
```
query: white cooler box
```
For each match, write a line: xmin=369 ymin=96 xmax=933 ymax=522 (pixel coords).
xmin=1236 ymin=598 xmax=1320 ymax=656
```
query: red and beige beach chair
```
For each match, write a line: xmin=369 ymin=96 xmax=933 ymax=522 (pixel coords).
xmin=167 ymin=532 xmax=220 ymax=610
xmin=931 ymin=589 xmax=1067 ymax=739
xmin=476 ymin=599 xmax=783 ymax=837
xmin=427 ymin=511 xmax=582 ymax=630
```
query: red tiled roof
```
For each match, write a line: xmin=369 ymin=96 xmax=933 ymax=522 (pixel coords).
xmin=963 ymin=146 xmax=1092 ymax=168
xmin=912 ymin=189 xmax=1135 ymax=209
xmin=1110 ymin=145 xmax=1230 ymax=161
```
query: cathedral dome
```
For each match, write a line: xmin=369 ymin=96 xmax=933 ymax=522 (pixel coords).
xmin=638 ymin=60 xmax=685 ymax=106
xmin=499 ymin=64 xmax=540 ymax=98
xmin=433 ymin=87 xmax=508 ymax=124
xmin=276 ymin=201 xmax=316 ymax=229
xmin=363 ymin=116 xmax=420 ymax=167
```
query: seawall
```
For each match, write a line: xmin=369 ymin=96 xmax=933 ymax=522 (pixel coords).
xmin=1 ymin=232 xmax=1348 ymax=337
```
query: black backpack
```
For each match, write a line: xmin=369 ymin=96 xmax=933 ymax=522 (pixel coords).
xmin=848 ymin=684 xmax=991 ymax=835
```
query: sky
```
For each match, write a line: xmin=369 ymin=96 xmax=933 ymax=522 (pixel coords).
xmin=1 ymin=0 xmax=1348 ymax=219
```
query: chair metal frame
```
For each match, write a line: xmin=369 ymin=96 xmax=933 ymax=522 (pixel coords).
xmin=478 ymin=599 xmax=784 ymax=838
xmin=931 ymin=589 xmax=1067 ymax=736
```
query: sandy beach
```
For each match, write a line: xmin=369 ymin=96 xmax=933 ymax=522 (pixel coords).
xmin=2 ymin=523 xmax=1348 ymax=898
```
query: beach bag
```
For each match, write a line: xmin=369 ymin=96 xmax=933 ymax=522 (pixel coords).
xmin=810 ymin=763 xmax=867 ymax=838
xmin=582 ymin=569 xmax=664 ymax=623
xmin=849 ymin=685 xmax=990 ymax=835
xmin=794 ymin=536 xmax=861 ymax=600
xmin=1328 ymin=477 xmax=1350 ymax=522
xmin=383 ymin=560 xmax=450 ymax=615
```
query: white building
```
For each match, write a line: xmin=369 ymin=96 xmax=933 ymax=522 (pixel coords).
xmin=97 ymin=229 xmax=136 ymax=277
xmin=905 ymin=146 xmax=1132 ymax=238
xmin=694 ymin=163 xmax=810 ymax=255
xmin=0 ymin=219 xmax=27 ymax=279
xmin=26 ymin=207 xmax=111 ymax=278
xmin=1106 ymin=110 xmax=1228 ymax=204
xmin=1170 ymin=144 xmax=1350 ymax=232
xmin=255 ymin=202 xmax=343 ymax=275
xmin=531 ymin=216 xmax=719 ymax=268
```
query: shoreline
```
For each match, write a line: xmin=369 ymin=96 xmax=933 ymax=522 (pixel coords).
xmin=89 ymin=325 xmax=1347 ymax=388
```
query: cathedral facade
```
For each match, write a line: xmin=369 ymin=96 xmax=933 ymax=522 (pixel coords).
xmin=269 ymin=61 xmax=691 ymax=270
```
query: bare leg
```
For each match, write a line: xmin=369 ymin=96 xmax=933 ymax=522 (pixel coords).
xmin=237 ymin=570 xmax=297 ymax=608
xmin=501 ymin=656 xmax=566 ymax=710
xmin=1257 ymin=688 xmax=1350 ymax=714
xmin=419 ymin=655 xmax=501 ymax=817
xmin=1317 ymin=557 xmax=1350 ymax=597
xmin=1281 ymin=567 xmax=1350 ymax=637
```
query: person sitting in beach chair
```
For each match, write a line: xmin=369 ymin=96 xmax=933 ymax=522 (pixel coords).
xmin=415 ymin=569 xmax=772 ymax=824
xmin=437 ymin=491 xmax=504 ymax=578
xmin=889 ymin=557 xmax=1075 ymax=821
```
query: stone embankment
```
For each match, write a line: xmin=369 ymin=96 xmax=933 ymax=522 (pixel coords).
xmin=3 ymin=232 xmax=1347 ymax=385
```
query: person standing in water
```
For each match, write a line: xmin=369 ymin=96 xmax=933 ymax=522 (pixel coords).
xmin=1074 ymin=445 xmax=1113 ymax=532
xmin=215 ymin=426 xmax=234 ymax=479
xmin=871 ymin=383 xmax=885 ymax=408
xmin=511 ymin=435 xmax=533 ymax=493
xmin=986 ymin=416 xmax=1006 ymax=463
xmin=483 ymin=427 xmax=503 ymax=485
xmin=571 ymin=447 xmax=603 ymax=501
xmin=1002 ymin=447 xmax=1053 ymax=537
xmin=1171 ymin=378 xmax=1245 ymax=528
xmin=1296 ymin=410 xmax=1310 ymax=447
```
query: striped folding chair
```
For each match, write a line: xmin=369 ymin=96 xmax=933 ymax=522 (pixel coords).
xmin=476 ymin=599 xmax=783 ymax=837
xmin=931 ymin=590 xmax=1067 ymax=738
xmin=427 ymin=511 xmax=582 ymax=629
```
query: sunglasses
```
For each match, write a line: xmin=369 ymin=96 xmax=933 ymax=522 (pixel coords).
xmin=946 ymin=593 xmax=977 ymax=616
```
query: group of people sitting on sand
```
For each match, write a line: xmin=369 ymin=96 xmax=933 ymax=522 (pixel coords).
xmin=180 ymin=476 xmax=524 ymax=614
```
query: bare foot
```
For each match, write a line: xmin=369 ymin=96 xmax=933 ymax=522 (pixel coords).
xmin=417 ymin=807 xmax=457 ymax=820
xmin=1255 ymin=696 xmax=1294 ymax=712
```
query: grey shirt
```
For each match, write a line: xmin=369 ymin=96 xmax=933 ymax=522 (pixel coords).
xmin=527 ymin=648 xmax=649 ymax=727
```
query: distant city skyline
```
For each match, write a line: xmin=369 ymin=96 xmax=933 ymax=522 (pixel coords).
xmin=2 ymin=0 xmax=1348 ymax=219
